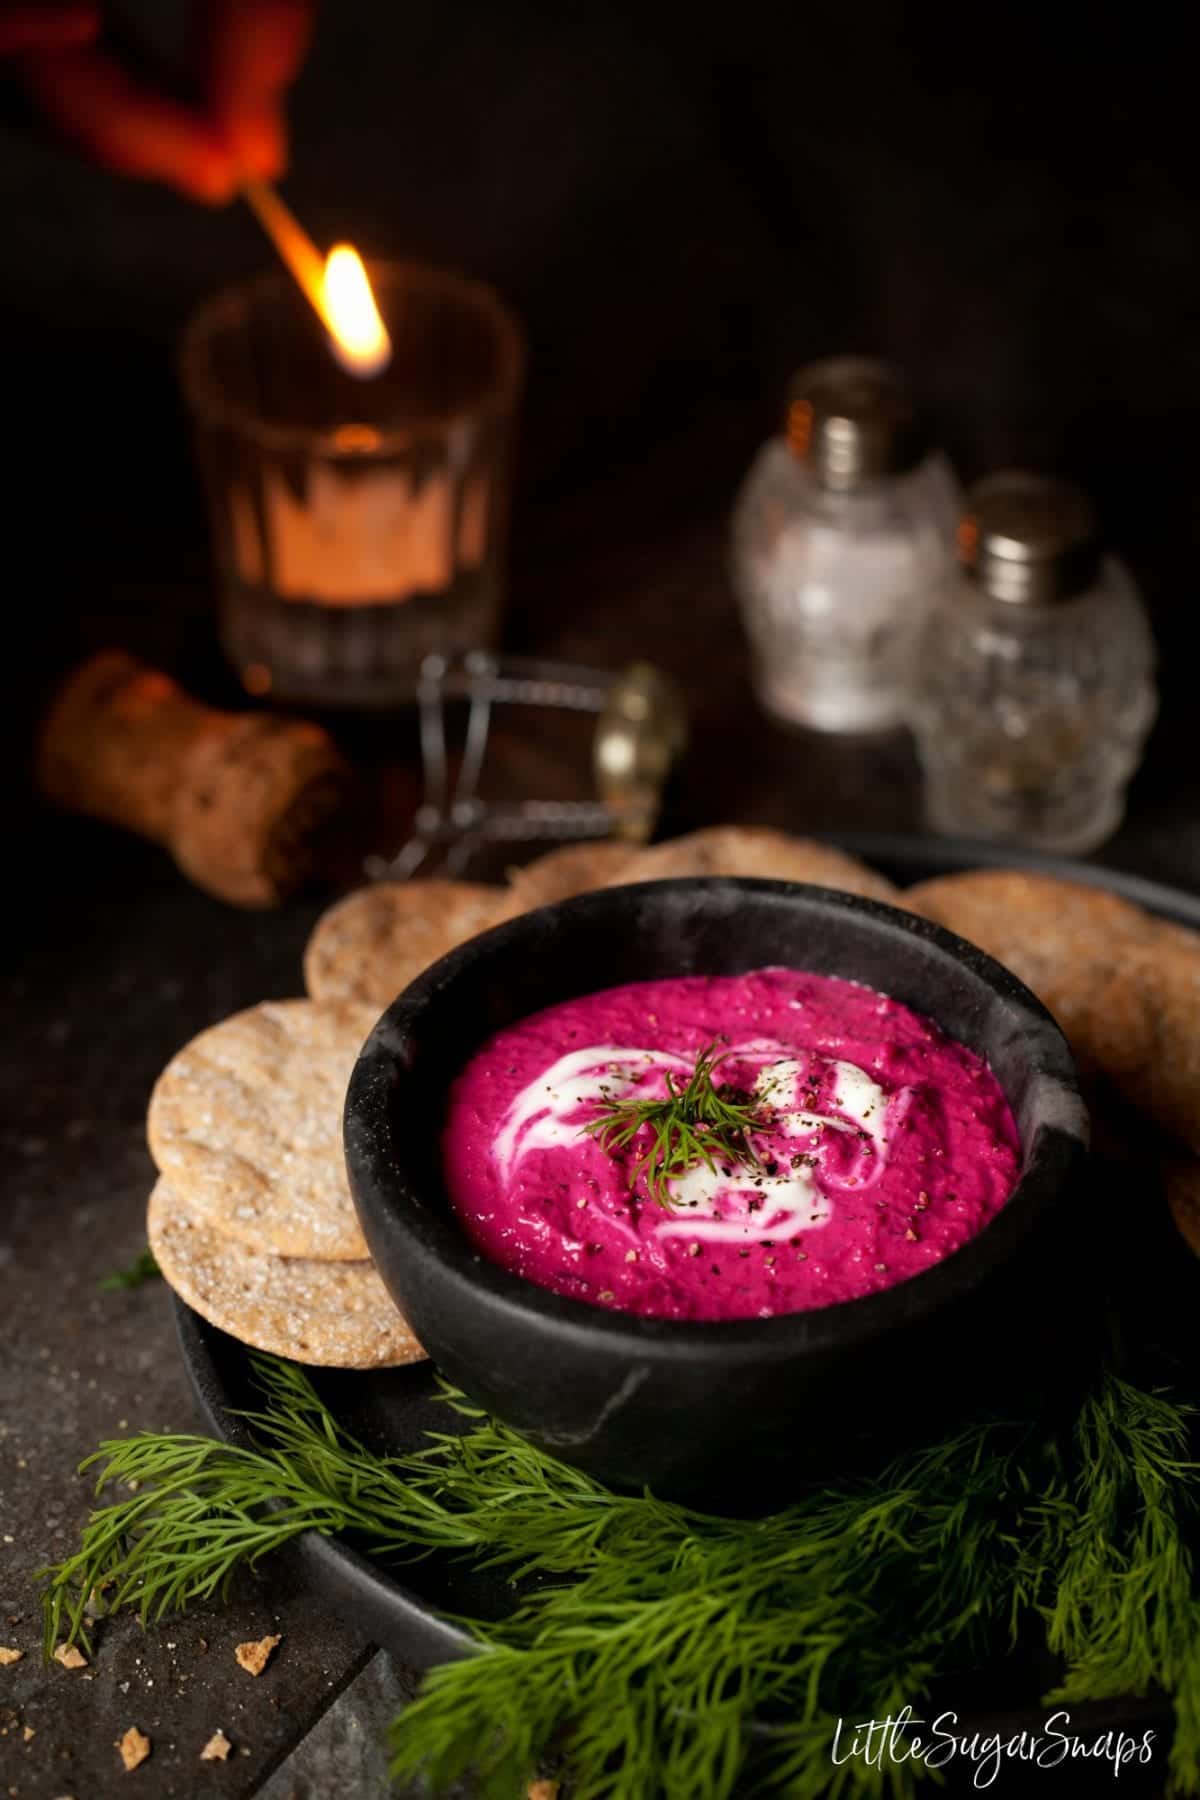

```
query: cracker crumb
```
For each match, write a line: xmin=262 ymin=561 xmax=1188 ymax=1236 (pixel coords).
xmin=528 ymin=1783 xmax=560 ymax=1800
xmin=53 ymin=1643 xmax=88 ymax=1670
xmin=23 ymin=1725 xmax=34 ymax=1742
xmin=0 ymin=1649 xmax=22 ymax=1667
xmin=234 ymin=1634 xmax=281 ymax=1676
xmin=200 ymin=1730 xmax=232 ymax=1761
xmin=118 ymin=1726 xmax=151 ymax=1771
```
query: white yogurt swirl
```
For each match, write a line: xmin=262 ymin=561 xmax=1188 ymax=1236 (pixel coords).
xmin=494 ymin=1041 xmax=910 ymax=1247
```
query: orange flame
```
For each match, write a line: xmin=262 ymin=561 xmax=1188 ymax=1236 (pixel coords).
xmin=241 ymin=184 xmax=391 ymax=380
xmin=321 ymin=245 xmax=392 ymax=378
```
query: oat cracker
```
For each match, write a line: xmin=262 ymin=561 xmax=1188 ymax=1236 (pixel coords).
xmin=906 ymin=870 xmax=1160 ymax=1080
xmin=507 ymin=840 xmax=636 ymax=908
xmin=610 ymin=827 xmax=901 ymax=903
xmin=1122 ymin=936 xmax=1200 ymax=1155
xmin=304 ymin=880 xmax=516 ymax=1007
xmin=147 ymin=999 xmax=377 ymax=1260
xmin=147 ymin=1181 xmax=424 ymax=1368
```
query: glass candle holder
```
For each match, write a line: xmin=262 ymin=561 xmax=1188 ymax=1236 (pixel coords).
xmin=180 ymin=261 xmax=524 ymax=708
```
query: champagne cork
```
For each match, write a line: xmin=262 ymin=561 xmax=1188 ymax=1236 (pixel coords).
xmin=38 ymin=652 xmax=350 ymax=907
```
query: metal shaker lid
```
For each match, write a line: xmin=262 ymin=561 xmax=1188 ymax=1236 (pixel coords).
xmin=785 ymin=356 xmax=924 ymax=490
xmin=959 ymin=472 xmax=1100 ymax=605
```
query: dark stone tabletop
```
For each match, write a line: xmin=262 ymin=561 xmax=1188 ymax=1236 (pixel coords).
xmin=4 ymin=2 xmax=1200 ymax=1794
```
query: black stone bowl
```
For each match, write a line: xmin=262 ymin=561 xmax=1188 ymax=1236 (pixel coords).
xmin=345 ymin=879 xmax=1089 ymax=1503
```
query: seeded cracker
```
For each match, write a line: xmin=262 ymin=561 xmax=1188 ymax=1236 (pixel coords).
xmin=507 ymin=840 xmax=637 ymax=908
xmin=147 ymin=1181 xmax=425 ymax=1368
xmin=1123 ymin=935 xmax=1200 ymax=1155
xmin=146 ymin=998 xmax=377 ymax=1260
xmin=1161 ymin=1153 xmax=1200 ymax=1255
xmin=906 ymin=870 xmax=1162 ymax=1080
xmin=610 ymin=827 xmax=903 ymax=904
xmin=304 ymin=880 xmax=517 ymax=1007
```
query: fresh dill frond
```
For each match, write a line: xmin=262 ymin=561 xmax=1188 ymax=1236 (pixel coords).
xmin=37 ymin=1356 xmax=1200 ymax=1800
xmin=581 ymin=1039 xmax=766 ymax=1208
xmin=97 ymin=1248 xmax=160 ymax=1292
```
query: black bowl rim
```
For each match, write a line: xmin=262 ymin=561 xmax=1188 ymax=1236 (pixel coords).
xmin=345 ymin=878 xmax=1088 ymax=1363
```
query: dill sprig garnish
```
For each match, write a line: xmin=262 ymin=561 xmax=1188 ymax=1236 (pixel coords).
xmin=97 ymin=1248 xmax=160 ymax=1292
xmin=581 ymin=1039 xmax=767 ymax=1208
xmin=38 ymin=1357 xmax=1200 ymax=1799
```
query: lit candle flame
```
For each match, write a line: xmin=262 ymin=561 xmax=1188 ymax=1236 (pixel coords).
xmin=321 ymin=245 xmax=392 ymax=378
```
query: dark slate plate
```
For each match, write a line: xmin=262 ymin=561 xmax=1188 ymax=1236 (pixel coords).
xmin=175 ymin=834 xmax=1200 ymax=1791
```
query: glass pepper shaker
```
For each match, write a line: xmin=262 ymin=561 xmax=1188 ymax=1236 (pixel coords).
xmin=913 ymin=472 xmax=1157 ymax=853
xmin=731 ymin=356 xmax=960 ymax=733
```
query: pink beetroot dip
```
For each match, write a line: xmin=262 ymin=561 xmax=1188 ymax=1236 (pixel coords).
xmin=441 ymin=967 xmax=1020 ymax=1322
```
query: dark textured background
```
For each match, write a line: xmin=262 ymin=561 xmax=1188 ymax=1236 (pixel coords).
xmin=2 ymin=3 xmax=1199 ymax=1794
xmin=3 ymin=0 xmax=1200 ymax=702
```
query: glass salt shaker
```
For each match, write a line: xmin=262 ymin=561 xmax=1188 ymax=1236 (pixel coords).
xmin=913 ymin=472 xmax=1157 ymax=853
xmin=731 ymin=357 xmax=959 ymax=732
